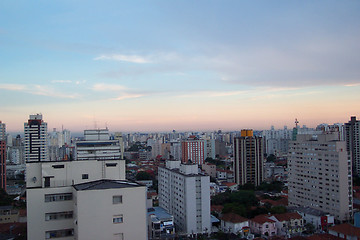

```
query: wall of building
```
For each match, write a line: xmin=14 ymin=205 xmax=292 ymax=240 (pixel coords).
xmin=74 ymin=187 xmax=147 ymax=240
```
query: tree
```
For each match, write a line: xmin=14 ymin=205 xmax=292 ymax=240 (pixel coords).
xmin=270 ymin=206 xmax=287 ymax=214
xmin=0 ymin=188 xmax=13 ymax=206
xmin=135 ymin=171 xmax=152 ymax=180
xmin=304 ymin=223 xmax=315 ymax=234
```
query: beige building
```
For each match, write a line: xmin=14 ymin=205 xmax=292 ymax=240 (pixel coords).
xmin=26 ymin=129 xmax=147 ymax=240
xmin=288 ymin=133 xmax=353 ymax=222
xmin=234 ymin=130 xmax=264 ymax=186
xmin=158 ymin=160 xmax=211 ymax=235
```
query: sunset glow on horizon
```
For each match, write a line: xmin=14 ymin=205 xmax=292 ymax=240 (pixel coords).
xmin=1 ymin=1 xmax=360 ymax=133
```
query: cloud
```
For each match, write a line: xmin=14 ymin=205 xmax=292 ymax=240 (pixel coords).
xmin=51 ymin=80 xmax=72 ymax=84
xmin=344 ymin=83 xmax=360 ymax=87
xmin=112 ymin=93 xmax=144 ymax=101
xmin=94 ymin=54 xmax=151 ymax=63
xmin=0 ymin=84 xmax=26 ymax=91
xmin=92 ymin=83 xmax=127 ymax=91
xmin=51 ymin=80 xmax=86 ymax=85
xmin=0 ymin=83 xmax=79 ymax=99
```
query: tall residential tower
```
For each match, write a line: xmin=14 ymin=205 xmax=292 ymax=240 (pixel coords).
xmin=345 ymin=116 xmax=360 ymax=175
xmin=0 ymin=121 xmax=6 ymax=190
xmin=234 ymin=130 xmax=264 ymax=186
xmin=288 ymin=133 xmax=353 ymax=222
xmin=24 ymin=114 xmax=48 ymax=162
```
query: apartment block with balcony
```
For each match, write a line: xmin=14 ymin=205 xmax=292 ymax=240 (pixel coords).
xmin=26 ymin=129 xmax=147 ymax=240
xmin=158 ymin=160 xmax=211 ymax=235
xmin=288 ymin=133 xmax=353 ymax=222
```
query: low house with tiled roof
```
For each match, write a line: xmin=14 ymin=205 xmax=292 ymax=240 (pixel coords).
xmin=221 ymin=182 xmax=238 ymax=191
xmin=260 ymin=197 xmax=288 ymax=207
xmin=269 ymin=212 xmax=304 ymax=236
xmin=211 ymin=205 xmax=224 ymax=216
xmin=328 ymin=223 xmax=360 ymax=240
xmin=220 ymin=213 xmax=250 ymax=237
xmin=306 ymin=233 xmax=342 ymax=240
xmin=250 ymin=215 xmax=277 ymax=238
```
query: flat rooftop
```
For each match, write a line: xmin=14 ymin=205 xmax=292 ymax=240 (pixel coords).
xmin=73 ymin=179 xmax=141 ymax=191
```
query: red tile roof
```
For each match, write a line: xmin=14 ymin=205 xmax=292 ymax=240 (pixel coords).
xmin=220 ymin=213 xmax=248 ymax=223
xmin=211 ymin=205 xmax=224 ymax=213
xmin=273 ymin=212 xmax=302 ymax=222
xmin=306 ymin=233 xmax=343 ymax=240
xmin=328 ymin=223 xmax=360 ymax=238
xmin=251 ymin=215 xmax=276 ymax=224
xmin=260 ymin=198 xmax=288 ymax=207
xmin=222 ymin=182 xmax=237 ymax=187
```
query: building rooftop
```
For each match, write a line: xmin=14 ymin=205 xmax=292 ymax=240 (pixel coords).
xmin=73 ymin=179 xmax=141 ymax=191
xmin=147 ymin=207 xmax=173 ymax=221
xmin=328 ymin=223 xmax=360 ymax=238
xmin=220 ymin=213 xmax=248 ymax=223
xmin=289 ymin=206 xmax=328 ymax=217
xmin=159 ymin=166 xmax=207 ymax=177
xmin=251 ymin=215 xmax=276 ymax=224
xmin=273 ymin=212 xmax=302 ymax=222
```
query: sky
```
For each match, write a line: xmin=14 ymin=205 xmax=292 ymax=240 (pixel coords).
xmin=1 ymin=1 xmax=360 ymax=132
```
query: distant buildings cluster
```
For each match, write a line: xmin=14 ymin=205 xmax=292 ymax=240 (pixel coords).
xmin=0 ymin=115 xmax=359 ymax=239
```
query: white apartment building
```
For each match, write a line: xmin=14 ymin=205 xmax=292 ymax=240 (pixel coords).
xmin=158 ymin=160 xmax=211 ymax=235
xmin=75 ymin=129 xmax=121 ymax=161
xmin=24 ymin=114 xmax=49 ymax=162
xmin=288 ymin=133 xmax=353 ymax=222
xmin=262 ymin=126 xmax=292 ymax=157
xmin=26 ymin=129 xmax=148 ymax=240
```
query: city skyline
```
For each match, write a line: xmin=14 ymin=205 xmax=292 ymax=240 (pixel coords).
xmin=1 ymin=1 xmax=360 ymax=132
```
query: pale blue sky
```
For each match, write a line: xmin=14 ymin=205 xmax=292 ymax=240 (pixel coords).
xmin=1 ymin=1 xmax=360 ymax=132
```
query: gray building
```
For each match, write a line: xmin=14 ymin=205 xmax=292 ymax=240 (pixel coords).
xmin=234 ymin=130 xmax=264 ymax=186
xmin=158 ymin=160 xmax=211 ymax=235
xmin=345 ymin=116 xmax=360 ymax=175
xmin=288 ymin=133 xmax=353 ymax=222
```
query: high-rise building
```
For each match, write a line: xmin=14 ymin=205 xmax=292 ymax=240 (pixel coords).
xmin=288 ymin=133 xmax=353 ymax=222
xmin=75 ymin=129 xmax=122 ymax=161
xmin=345 ymin=116 xmax=360 ymax=175
xmin=24 ymin=114 xmax=48 ymax=162
xmin=0 ymin=121 xmax=6 ymax=190
xmin=26 ymin=129 xmax=147 ymax=240
xmin=234 ymin=129 xmax=264 ymax=186
xmin=181 ymin=136 xmax=205 ymax=165
xmin=158 ymin=160 xmax=211 ymax=235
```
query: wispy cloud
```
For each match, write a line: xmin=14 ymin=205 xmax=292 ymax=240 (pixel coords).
xmin=112 ymin=93 xmax=144 ymax=101
xmin=0 ymin=83 xmax=79 ymax=99
xmin=0 ymin=84 xmax=26 ymax=91
xmin=94 ymin=54 xmax=151 ymax=63
xmin=51 ymin=80 xmax=86 ymax=85
xmin=92 ymin=83 xmax=127 ymax=91
xmin=344 ymin=83 xmax=360 ymax=87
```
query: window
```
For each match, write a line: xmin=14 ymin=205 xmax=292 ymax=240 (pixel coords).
xmin=45 ymin=211 xmax=73 ymax=221
xmin=45 ymin=229 xmax=74 ymax=239
xmin=113 ymin=215 xmax=123 ymax=224
xmin=113 ymin=195 xmax=123 ymax=204
xmin=82 ymin=174 xmax=89 ymax=179
xmin=45 ymin=193 xmax=72 ymax=202
xmin=52 ymin=164 xmax=64 ymax=169
xmin=113 ymin=233 xmax=124 ymax=240
xmin=106 ymin=163 xmax=118 ymax=167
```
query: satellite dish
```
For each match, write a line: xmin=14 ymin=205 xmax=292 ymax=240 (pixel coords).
xmin=32 ymin=177 xmax=37 ymax=183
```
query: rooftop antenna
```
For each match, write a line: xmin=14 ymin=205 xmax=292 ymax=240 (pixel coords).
xmin=295 ymin=118 xmax=299 ymax=128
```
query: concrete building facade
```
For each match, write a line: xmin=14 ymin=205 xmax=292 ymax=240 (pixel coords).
xmin=181 ymin=137 xmax=205 ymax=165
xmin=24 ymin=114 xmax=48 ymax=162
xmin=345 ymin=116 xmax=360 ymax=175
xmin=234 ymin=130 xmax=264 ymax=186
xmin=158 ymin=160 xmax=211 ymax=235
xmin=0 ymin=121 xmax=6 ymax=190
xmin=288 ymin=133 xmax=353 ymax=222
xmin=26 ymin=129 xmax=147 ymax=240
